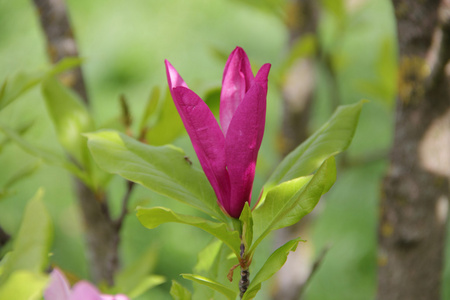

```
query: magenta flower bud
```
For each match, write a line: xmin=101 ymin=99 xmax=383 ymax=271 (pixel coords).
xmin=166 ymin=47 xmax=270 ymax=218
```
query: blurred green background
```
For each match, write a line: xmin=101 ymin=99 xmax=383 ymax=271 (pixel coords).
xmin=0 ymin=0 xmax=412 ymax=299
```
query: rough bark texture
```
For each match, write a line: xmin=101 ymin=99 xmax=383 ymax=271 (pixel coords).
xmin=33 ymin=0 xmax=120 ymax=285
xmin=377 ymin=0 xmax=450 ymax=299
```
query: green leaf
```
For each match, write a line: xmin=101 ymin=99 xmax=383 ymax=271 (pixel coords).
xmin=0 ymin=271 xmax=48 ymax=300
xmin=0 ymin=124 xmax=89 ymax=185
xmin=113 ymin=247 xmax=160 ymax=297
xmin=239 ymin=203 xmax=253 ymax=252
xmin=137 ymin=207 xmax=240 ymax=257
xmin=193 ymin=240 xmax=228 ymax=300
xmin=126 ymin=275 xmax=165 ymax=298
xmin=242 ymin=237 xmax=303 ymax=300
xmin=41 ymin=76 xmax=94 ymax=168
xmin=85 ymin=130 xmax=226 ymax=221
xmin=181 ymin=274 xmax=237 ymax=300
xmin=251 ymin=157 xmax=336 ymax=252
xmin=139 ymin=86 xmax=161 ymax=131
xmin=170 ymin=280 xmax=192 ymax=300
xmin=261 ymin=101 xmax=364 ymax=204
xmin=0 ymin=57 xmax=83 ymax=110
xmin=0 ymin=189 xmax=53 ymax=284
xmin=146 ymin=88 xmax=184 ymax=146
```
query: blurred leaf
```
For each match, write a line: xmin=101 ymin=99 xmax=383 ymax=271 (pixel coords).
xmin=281 ymin=34 xmax=317 ymax=73
xmin=47 ymin=57 xmax=84 ymax=77
xmin=85 ymin=130 xmax=227 ymax=222
xmin=261 ymin=101 xmax=364 ymax=203
xmin=0 ymin=57 xmax=83 ymax=110
xmin=0 ymin=189 xmax=53 ymax=284
xmin=146 ymin=88 xmax=184 ymax=146
xmin=0 ymin=121 xmax=34 ymax=153
xmin=139 ymin=86 xmax=161 ymax=131
xmin=355 ymin=38 xmax=396 ymax=105
xmin=113 ymin=247 xmax=159 ymax=297
xmin=0 ymin=160 xmax=42 ymax=200
xmin=239 ymin=203 xmax=253 ymax=252
xmin=0 ymin=124 xmax=89 ymax=185
xmin=127 ymin=275 xmax=165 ymax=298
xmin=203 ymin=87 xmax=221 ymax=117
xmin=242 ymin=237 xmax=303 ymax=300
xmin=193 ymin=240 xmax=226 ymax=299
xmin=41 ymin=76 xmax=94 ymax=169
xmin=170 ymin=280 xmax=192 ymax=300
xmin=137 ymin=207 xmax=240 ymax=257
xmin=252 ymin=157 xmax=336 ymax=253
xmin=229 ymin=0 xmax=284 ymax=18
xmin=0 ymin=271 xmax=48 ymax=300
xmin=181 ymin=274 xmax=237 ymax=300
xmin=320 ymin=0 xmax=346 ymax=21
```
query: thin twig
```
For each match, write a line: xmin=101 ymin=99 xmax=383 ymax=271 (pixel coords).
xmin=297 ymin=244 xmax=331 ymax=300
xmin=115 ymin=181 xmax=135 ymax=230
xmin=0 ymin=226 xmax=10 ymax=248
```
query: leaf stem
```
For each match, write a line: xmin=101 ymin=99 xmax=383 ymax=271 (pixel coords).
xmin=239 ymin=242 xmax=250 ymax=299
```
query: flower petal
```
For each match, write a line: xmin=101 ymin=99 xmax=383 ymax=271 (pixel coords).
xmin=44 ymin=268 xmax=71 ymax=300
xmin=254 ymin=63 xmax=271 ymax=97
xmin=169 ymin=85 xmax=231 ymax=212
xmin=225 ymin=78 xmax=268 ymax=218
xmin=101 ymin=294 xmax=129 ymax=300
xmin=165 ymin=60 xmax=188 ymax=89
xmin=70 ymin=282 xmax=103 ymax=300
xmin=220 ymin=47 xmax=254 ymax=136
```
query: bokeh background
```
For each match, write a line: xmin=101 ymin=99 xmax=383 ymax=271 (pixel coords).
xmin=2 ymin=0 xmax=445 ymax=299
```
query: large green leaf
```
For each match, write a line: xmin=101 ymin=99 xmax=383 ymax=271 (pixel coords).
xmin=261 ymin=101 xmax=364 ymax=203
xmin=137 ymin=207 xmax=240 ymax=257
xmin=0 ymin=271 xmax=48 ymax=300
xmin=242 ymin=238 xmax=303 ymax=300
xmin=181 ymin=274 xmax=237 ymax=300
xmin=170 ymin=280 xmax=192 ymax=300
xmin=41 ymin=76 xmax=94 ymax=169
xmin=86 ymin=130 xmax=226 ymax=221
xmin=0 ymin=189 xmax=53 ymax=284
xmin=251 ymin=157 xmax=336 ymax=252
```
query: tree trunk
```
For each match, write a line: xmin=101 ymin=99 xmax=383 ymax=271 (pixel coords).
xmin=377 ymin=1 xmax=450 ymax=299
xmin=33 ymin=0 xmax=120 ymax=285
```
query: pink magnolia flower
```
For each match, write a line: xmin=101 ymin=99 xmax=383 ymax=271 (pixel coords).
xmin=44 ymin=268 xmax=129 ymax=300
xmin=165 ymin=46 xmax=271 ymax=218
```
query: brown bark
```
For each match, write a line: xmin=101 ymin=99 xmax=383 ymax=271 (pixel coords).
xmin=33 ymin=0 xmax=124 ymax=285
xmin=377 ymin=1 xmax=450 ymax=299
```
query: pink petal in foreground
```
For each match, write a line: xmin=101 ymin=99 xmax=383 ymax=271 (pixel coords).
xmin=170 ymin=86 xmax=231 ymax=211
xmin=220 ymin=47 xmax=254 ymax=136
xmin=70 ymin=282 xmax=103 ymax=300
xmin=44 ymin=268 xmax=71 ymax=300
xmin=225 ymin=82 xmax=267 ymax=217
xmin=101 ymin=294 xmax=130 ymax=300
